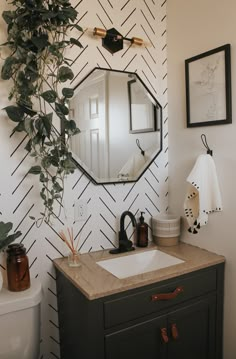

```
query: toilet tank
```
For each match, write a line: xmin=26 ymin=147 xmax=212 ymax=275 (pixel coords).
xmin=0 ymin=279 xmax=42 ymax=359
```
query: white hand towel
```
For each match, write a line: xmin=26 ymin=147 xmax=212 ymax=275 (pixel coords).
xmin=118 ymin=153 xmax=146 ymax=179
xmin=184 ymin=154 xmax=222 ymax=234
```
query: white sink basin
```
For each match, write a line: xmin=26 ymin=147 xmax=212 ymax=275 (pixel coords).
xmin=96 ymin=249 xmax=184 ymax=279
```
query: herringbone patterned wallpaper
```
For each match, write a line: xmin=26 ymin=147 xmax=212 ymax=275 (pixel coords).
xmin=0 ymin=0 xmax=168 ymax=357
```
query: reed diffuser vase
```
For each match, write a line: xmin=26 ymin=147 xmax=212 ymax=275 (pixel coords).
xmin=59 ymin=228 xmax=81 ymax=267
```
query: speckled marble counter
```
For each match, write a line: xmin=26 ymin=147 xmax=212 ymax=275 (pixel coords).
xmin=53 ymin=243 xmax=225 ymax=300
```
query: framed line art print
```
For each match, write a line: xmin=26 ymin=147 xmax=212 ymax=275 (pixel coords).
xmin=185 ymin=44 xmax=232 ymax=127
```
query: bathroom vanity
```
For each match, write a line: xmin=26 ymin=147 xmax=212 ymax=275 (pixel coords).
xmin=54 ymin=244 xmax=225 ymax=359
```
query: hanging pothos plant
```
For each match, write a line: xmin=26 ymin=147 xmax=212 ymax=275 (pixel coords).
xmin=1 ymin=0 xmax=82 ymax=224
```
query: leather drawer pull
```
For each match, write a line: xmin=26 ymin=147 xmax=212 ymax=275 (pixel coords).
xmin=151 ymin=286 xmax=184 ymax=301
xmin=161 ymin=327 xmax=169 ymax=343
xmin=171 ymin=323 xmax=179 ymax=340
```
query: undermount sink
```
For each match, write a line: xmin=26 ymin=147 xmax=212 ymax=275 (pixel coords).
xmin=96 ymin=249 xmax=185 ymax=279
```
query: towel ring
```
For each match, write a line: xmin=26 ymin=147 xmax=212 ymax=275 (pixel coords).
xmin=201 ymin=134 xmax=213 ymax=156
xmin=136 ymin=139 xmax=145 ymax=156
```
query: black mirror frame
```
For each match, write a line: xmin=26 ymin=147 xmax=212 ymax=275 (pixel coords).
xmin=63 ymin=67 xmax=163 ymax=185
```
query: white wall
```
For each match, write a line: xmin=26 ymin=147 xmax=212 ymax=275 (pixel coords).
xmin=167 ymin=1 xmax=236 ymax=358
xmin=0 ymin=1 xmax=168 ymax=357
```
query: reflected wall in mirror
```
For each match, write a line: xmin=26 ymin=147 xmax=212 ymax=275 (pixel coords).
xmin=67 ymin=68 xmax=162 ymax=184
xmin=128 ymin=79 xmax=158 ymax=133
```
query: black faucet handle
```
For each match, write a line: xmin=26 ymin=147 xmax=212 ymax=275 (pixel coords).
xmin=109 ymin=210 xmax=136 ymax=254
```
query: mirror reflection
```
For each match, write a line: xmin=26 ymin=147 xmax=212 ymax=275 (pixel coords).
xmin=68 ymin=68 xmax=162 ymax=184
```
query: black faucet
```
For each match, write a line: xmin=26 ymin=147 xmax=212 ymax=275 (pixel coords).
xmin=110 ymin=211 xmax=137 ymax=254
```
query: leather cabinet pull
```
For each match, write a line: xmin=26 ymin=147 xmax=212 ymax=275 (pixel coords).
xmin=161 ymin=327 xmax=169 ymax=343
xmin=151 ymin=286 xmax=184 ymax=302
xmin=171 ymin=323 xmax=179 ymax=340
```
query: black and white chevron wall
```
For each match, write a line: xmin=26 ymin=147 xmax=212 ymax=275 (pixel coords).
xmin=0 ymin=0 xmax=168 ymax=358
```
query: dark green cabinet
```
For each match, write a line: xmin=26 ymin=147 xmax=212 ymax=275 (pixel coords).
xmin=105 ymin=296 xmax=216 ymax=359
xmin=55 ymin=263 xmax=224 ymax=359
xmin=167 ymin=297 xmax=216 ymax=359
xmin=105 ymin=315 xmax=166 ymax=359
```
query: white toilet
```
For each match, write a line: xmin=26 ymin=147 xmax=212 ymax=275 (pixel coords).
xmin=0 ymin=279 xmax=42 ymax=359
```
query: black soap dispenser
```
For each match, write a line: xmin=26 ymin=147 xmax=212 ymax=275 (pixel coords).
xmin=136 ymin=212 xmax=148 ymax=247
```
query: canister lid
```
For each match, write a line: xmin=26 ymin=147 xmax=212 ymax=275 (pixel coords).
xmin=152 ymin=214 xmax=180 ymax=224
xmin=0 ymin=278 xmax=43 ymax=316
xmin=7 ymin=243 xmax=26 ymax=256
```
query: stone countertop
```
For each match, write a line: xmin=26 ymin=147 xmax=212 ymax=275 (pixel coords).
xmin=53 ymin=243 xmax=225 ymax=300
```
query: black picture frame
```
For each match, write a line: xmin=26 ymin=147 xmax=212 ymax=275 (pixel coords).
xmin=185 ymin=44 xmax=232 ymax=127
xmin=128 ymin=79 xmax=158 ymax=133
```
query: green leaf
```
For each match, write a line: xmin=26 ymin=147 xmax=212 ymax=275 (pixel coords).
xmin=0 ymin=222 xmax=12 ymax=241
xmin=64 ymin=119 xmax=80 ymax=135
xmin=0 ymin=231 xmax=21 ymax=251
xmin=42 ymin=113 xmax=53 ymax=138
xmin=57 ymin=0 xmax=71 ymax=6
xmin=53 ymin=182 xmax=63 ymax=192
xmin=62 ymin=157 xmax=76 ymax=173
xmin=70 ymin=37 xmax=83 ymax=48
xmin=1 ymin=56 xmax=18 ymax=80
xmin=57 ymin=66 xmax=74 ymax=82
xmin=32 ymin=132 xmax=43 ymax=145
xmin=3 ymin=106 xmax=24 ymax=122
xmin=47 ymin=198 xmax=54 ymax=207
xmin=25 ymin=139 xmax=32 ymax=152
xmin=67 ymin=23 xmax=83 ymax=32
xmin=72 ymin=128 xmax=80 ymax=136
xmin=29 ymin=165 xmax=41 ymax=175
xmin=0 ymin=221 xmax=22 ymax=251
xmin=55 ymin=102 xmax=69 ymax=116
xmin=25 ymin=0 xmax=37 ymax=8
xmin=64 ymin=119 xmax=76 ymax=130
xmin=44 ymin=141 xmax=53 ymax=146
xmin=24 ymin=117 xmax=34 ymax=136
xmin=0 ymin=41 xmax=14 ymax=46
xmin=41 ymin=11 xmax=59 ymax=21
xmin=61 ymin=7 xmax=77 ymax=21
xmin=31 ymin=34 xmax=49 ymax=51
xmin=62 ymin=87 xmax=74 ymax=98
xmin=2 ymin=11 xmax=15 ymax=25
xmin=42 ymin=157 xmax=51 ymax=169
xmin=40 ymin=90 xmax=57 ymax=103
xmin=13 ymin=122 xmax=25 ymax=133
xmin=54 ymin=194 xmax=62 ymax=199
xmin=48 ymin=45 xmax=63 ymax=61
xmin=40 ymin=191 xmax=46 ymax=200
xmin=50 ymin=155 xmax=59 ymax=167
xmin=35 ymin=115 xmax=52 ymax=137
xmin=18 ymin=104 xmax=37 ymax=117
xmin=17 ymin=97 xmax=33 ymax=110
xmin=40 ymin=172 xmax=46 ymax=182
xmin=25 ymin=60 xmax=39 ymax=83
xmin=30 ymin=152 xmax=37 ymax=158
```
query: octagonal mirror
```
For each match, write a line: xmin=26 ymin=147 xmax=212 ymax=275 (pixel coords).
xmin=67 ymin=68 xmax=162 ymax=184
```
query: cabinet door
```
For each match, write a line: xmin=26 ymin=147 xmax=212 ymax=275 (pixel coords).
xmin=105 ymin=315 xmax=167 ymax=359
xmin=167 ymin=296 xmax=216 ymax=359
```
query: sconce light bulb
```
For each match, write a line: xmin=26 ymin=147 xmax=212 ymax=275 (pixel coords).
xmin=131 ymin=37 xmax=144 ymax=46
xmin=93 ymin=27 xmax=107 ymax=38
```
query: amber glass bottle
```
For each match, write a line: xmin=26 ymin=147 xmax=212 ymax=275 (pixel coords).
xmin=136 ymin=212 xmax=148 ymax=247
xmin=7 ymin=243 xmax=30 ymax=292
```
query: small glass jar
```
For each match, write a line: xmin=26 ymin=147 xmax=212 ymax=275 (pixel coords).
xmin=68 ymin=251 xmax=81 ymax=267
xmin=7 ymin=243 xmax=30 ymax=292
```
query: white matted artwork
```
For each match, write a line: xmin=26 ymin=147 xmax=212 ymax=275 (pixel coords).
xmin=185 ymin=44 xmax=232 ymax=127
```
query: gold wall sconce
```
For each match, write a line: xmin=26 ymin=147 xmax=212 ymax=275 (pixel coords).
xmin=93 ymin=27 xmax=144 ymax=54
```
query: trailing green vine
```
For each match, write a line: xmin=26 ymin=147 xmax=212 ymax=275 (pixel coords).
xmin=1 ymin=0 xmax=82 ymax=224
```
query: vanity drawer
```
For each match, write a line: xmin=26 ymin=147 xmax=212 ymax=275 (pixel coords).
xmin=104 ymin=268 xmax=217 ymax=328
